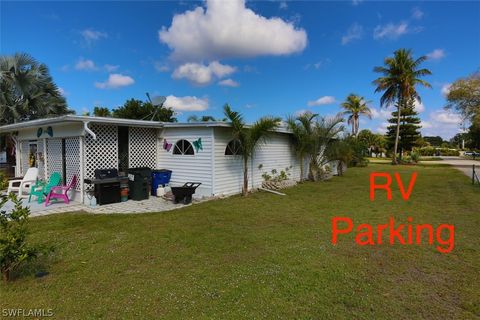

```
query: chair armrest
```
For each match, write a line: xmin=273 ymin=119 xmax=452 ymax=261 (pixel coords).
xmin=52 ymin=186 xmax=70 ymax=191
xmin=21 ymin=179 xmax=38 ymax=184
xmin=20 ymin=179 xmax=38 ymax=187
xmin=8 ymin=179 xmax=21 ymax=188
xmin=8 ymin=176 xmax=24 ymax=181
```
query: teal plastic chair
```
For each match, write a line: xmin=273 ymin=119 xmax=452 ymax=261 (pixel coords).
xmin=29 ymin=172 xmax=62 ymax=204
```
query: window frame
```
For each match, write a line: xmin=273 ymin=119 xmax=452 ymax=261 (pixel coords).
xmin=224 ymin=139 xmax=242 ymax=156
xmin=173 ymin=139 xmax=195 ymax=156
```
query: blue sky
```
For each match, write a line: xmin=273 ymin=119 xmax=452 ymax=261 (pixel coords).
xmin=1 ymin=0 xmax=479 ymax=139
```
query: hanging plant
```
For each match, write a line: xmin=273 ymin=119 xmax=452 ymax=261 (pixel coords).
xmin=29 ymin=152 xmax=36 ymax=167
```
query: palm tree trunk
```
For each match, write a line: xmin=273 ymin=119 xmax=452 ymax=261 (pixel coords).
xmin=2 ymin=269 xmax=9 ymax=282
xmin=355 ymin=117 xmax=359 ymax=137
xmin=393 ymin=103 xmax=402 ymax=164
xmin=242 ymin=156 xmax=249 ymax=196
xmin=299 ymin=154 xmax=304 ymax=182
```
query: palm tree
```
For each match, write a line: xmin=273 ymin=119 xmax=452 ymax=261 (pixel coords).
xmin=0 ymin=53 xmax=70 ymax=125
xmin=309 ymin=115 xmax=345 ymax=180
xmin=373 ymin=48 xmax=431 ymax=164
xmin=340 ymin=94 xmax=372 ymax=137
xmin=187 ymin=115 xmax=224 ymax=122
xmin=286 ymin=111 xmax=317 ymax=182
xmin=223 ymin=104 xmax=281 ymax=196
xmin=93 ymin=106 xmax=111 ymax=117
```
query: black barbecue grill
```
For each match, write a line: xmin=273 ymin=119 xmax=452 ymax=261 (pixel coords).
xmin=84 ymin=169 xmax=128 ymax=205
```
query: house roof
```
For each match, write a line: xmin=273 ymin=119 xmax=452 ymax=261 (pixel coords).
xmin=0 ymin=115 xmax=164 ymax=132
xmin=0 ymin=115 xmax=291 ymax=134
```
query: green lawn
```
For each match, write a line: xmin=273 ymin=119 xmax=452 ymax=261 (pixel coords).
xmin=2 ymin=164 xmax=479 ymax=319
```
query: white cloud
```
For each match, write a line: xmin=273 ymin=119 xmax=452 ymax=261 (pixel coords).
xmin=304 ymin=58 xmax=331 ymax=70
xmin=158 ymin=0 xmax=307 ymax=62
xmin=426 ymin=49 xmax=446 ymax=61
xmin=95 ymin=74 xmax=135 ymax=89
xmin=420 ymin=121 xmax=432 ymax=129
xmin=430 ymin=110 xmax=462 ymax=125
xmin=411 ymin=7 xmax=424 ymax=20
xmin=370 ymin=107 xmax=392 ymax=120
xmin=373 ymin=22 xmax=410 ymax=40
xmin=218 ymin=78 xmax=240 ymax=87
xmin=104 ymin=64 xmax=119 ymax=72
xmin=172 ymin=61 xmax=236 ymax=85
xmin=75 ymin=57 xmax=97 ymax=71
xmin=371 ymin=100 xmax=423 ymax=119
xmin=307 ymin=96 xmax=336 ymax=106
xmin=80 ymin=28 xmax=107 ymax=45
xmin=164 ymin=95 xmax=209 ymax=111
xmin=414 ymin=99 xmax=425 ymax=113
xmin=352 ymin=0 xmax=363 ymax=5
xmin=58 ymin=87 xmax=67 ymax=96
xmin=342 ymin=23 xmax=363 ymax=45
xmin=154 ymin=62 xmax=170 ymax=72
xmin=441 ymin=83 xmax=452 ymax=97
xmin=420 ymin=110 xmax=463 ymax=138
xmin=279 ymin=1 xmax=288 ymax=9
xmin=376 ymin=122 xmax=390 ymax=134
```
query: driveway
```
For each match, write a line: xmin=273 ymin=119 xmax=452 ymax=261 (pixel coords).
xmin=422 ymin=156 xmax=479 ymax=178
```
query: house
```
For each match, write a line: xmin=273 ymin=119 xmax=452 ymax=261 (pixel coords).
xmin=0 ymin=115 xmax=310 ymax=203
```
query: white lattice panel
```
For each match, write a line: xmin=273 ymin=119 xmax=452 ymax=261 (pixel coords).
xmin=20 ymin=141 xmax=30 ymax=175
xmin=47 ymin=138 xmax=63 ymax=180
xmin=129 ymin=127 xmax=157 ymax=168
xmin=65 ymin=137 xmax=80 ymax=191
xmin=85 ymin=124 xmax=118 ymax=180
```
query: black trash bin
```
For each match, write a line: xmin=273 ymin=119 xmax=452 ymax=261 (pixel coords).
xmin=127 ymin=167 xmax=152 ymax=201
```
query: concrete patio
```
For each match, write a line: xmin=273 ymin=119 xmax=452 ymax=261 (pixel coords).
xmin=1 ymin=195 xmax=189 ymax=217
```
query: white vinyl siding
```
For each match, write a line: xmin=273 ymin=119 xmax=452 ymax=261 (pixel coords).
xmin=157 ymin=127 xmax=213 ymax=197
xmin=251 ymin=133 xmax=301 ymax=188
xmin=213 ymin=127 xmax=245 ymax=195
xmin=213 ymin=128 xmax=300 ymax=196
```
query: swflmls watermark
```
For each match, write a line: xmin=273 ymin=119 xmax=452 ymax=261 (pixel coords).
xmin=2 ymin=308 xmax=54 ymax=318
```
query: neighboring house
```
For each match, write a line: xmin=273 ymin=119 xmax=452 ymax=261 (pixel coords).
xmin=0 ymin=116 xmax=303 ymax=202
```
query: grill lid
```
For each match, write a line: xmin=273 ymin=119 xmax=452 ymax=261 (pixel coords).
xmin=94 ymin=168 xmax=118 ymax=179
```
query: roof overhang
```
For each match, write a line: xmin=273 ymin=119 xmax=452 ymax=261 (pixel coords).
xmin=0 ymin=115 xmax=165 ymax=133
xmin=163 ymin=121 xmax=292 ymax=134
xmin=0 ymin=116 xmax=292 ymax=134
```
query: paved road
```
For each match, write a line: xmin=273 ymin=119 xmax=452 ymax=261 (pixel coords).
xmin=423 ymin=156 xmax=479 ymax=178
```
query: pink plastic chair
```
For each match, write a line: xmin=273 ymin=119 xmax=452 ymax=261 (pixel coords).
xmin=45 ymin=175 xmax=77 ymax=207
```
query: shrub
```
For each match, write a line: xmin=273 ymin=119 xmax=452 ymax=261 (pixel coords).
xmin=0 ymin=193 xmax=40 ymax=281
xmin=346 ymin=137 xmax=369 ymax=167
xmin=416 ymin=147 xmax=460 ymax=157
xmin=410 ymin=151 xmax=420 ymax=163
xmin=0 ymin=171 xmax=7 ymax=191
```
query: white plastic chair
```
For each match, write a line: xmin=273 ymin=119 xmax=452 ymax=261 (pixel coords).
xmin=7 ymin=167 xmax=39 ymax=198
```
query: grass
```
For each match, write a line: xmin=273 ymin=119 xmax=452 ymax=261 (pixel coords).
xmin=419 ymin=157 xmax=443 ymax=161
xmin=367 ymin=156 xmax=445 ymax=163
xmin=366 ymin=157 xmax=391 ymax=163
xmin=1 ymin=164 xmax=479 ymax=319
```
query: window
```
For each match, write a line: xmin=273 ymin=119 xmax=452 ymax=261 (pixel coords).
xmin=225 ymin=139 xmax=242 ymax=155
xmin=173 ymin=139 xmax=194 ymax=155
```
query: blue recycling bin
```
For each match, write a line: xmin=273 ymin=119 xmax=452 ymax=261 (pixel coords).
xmin=151 ymin=169 xmax=172 ymax=196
